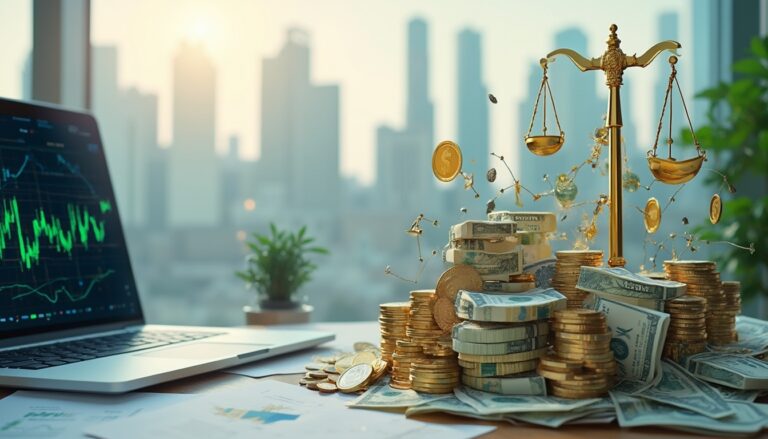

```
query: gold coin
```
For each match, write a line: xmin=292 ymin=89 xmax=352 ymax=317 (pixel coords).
xmin=436 ymin=264 xmax=484 ymax=303
xmin=644 ymin=197 xmax=661 ymax=233
xmin=548 ymin=384 xmax=607 ymax=399
xmin=336 ymin=363 xmax=373 ymax=393
xmin=709 ymin=193 xmax=722 ymax=224
xmin=433 ymin=297 xmax=461 ymax=332
xmin=537 ymin=366 xmax=576 ymax=381
xmin=539 ymin=354 xmax=583 ymax=371
xmin=432 ymin=140 xmax=463 ymax=182
xmin=317 ymin=382 xmax=338 ymax=393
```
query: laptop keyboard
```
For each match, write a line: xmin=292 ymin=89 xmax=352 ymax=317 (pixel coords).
xmin=0 ymin=330 xmax=223 ymax=370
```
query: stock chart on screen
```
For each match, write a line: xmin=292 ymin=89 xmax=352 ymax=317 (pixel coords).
xmin=0 ymin=109 xmax=140 ymax=336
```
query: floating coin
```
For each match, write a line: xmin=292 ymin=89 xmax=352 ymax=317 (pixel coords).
xmin=432 ymin=140 xmax=463 ymax=182
xmin=337 ymin=363 xmax=373 ymax=393
xmin=709 ymin=193 xmax=722 ymax=224
xmin=486 ymin=168 xmax=497 ymax=182
xmin=644 ymin=197 xmax=661 ymax=233
xmin=488 ymin=93 xmax=498 ymax=104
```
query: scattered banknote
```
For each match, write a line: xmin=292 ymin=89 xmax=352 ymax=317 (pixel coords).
xmin=709 ymin=316 xmax=768 ymax=355
xmin=486 ymin=211 xmax=556 ymax=233
xmin=443 ymin=248 xmax=523 ymax=279
xmin=505 ymin=398 xmax=615 ymax=428
xmin=403 ymin=395 xmax=506 ymax=421
xmin=576 ymin=266 xmax=686 ymax=300
xmin=348 ymin=378 xmax=451 ymax=409
xmin=460 ymin=372 xmax=547 ymax=395
xmin=455 ymin=288 xmax=567 ymax=323
xmin=611 ymin=391 xmax=768 ymax=436
xmin=583 ymin=294 xmax=669 ymax=390
xmin=685 ymin=352 xmax=768 ymax=390
xmin=523 ymin=258 xmax=555 ymax=288
xmin=453 ymin=386 xmax=599 ymax=415
xmin=586 ymin=290 xmax=665 ymax=311
xmin=711 ymin=384 xmax=761 ymax=402
xmin=636 ymin=360 xmax=733 ymax=418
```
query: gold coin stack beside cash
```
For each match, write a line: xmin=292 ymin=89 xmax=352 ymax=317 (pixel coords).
xmin=721 ymin=281 xmax=742 ymax=343
xmin=390 ymin=340 xmax=425 ymax=389
xmin=552 ymin=250 xmax=604 ymax=308
xmin=663 ymin=260 xmax=729 ymax=345
xmin=663 ymin=295 xmax=707 ymax=362
xmin=410 ymin=341 xmax=460 ymax=394
xmin=379 ymin=302 xmax=410 ymax=365
xmin=406 ymin=290 xmax=444 ymax=353
xmin=538 ymin=309 xmax=616 ymax=399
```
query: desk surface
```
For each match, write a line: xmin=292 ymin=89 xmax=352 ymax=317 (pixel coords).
xmin=1 ymin=321 xmax=765 ymax=439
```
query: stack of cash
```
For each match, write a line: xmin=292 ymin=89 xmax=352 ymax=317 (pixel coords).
xmin=537 ymin=309 xmax=616 ymax=398
xmin=409 ymin=340 xmax=460 ymax=394
xmin=406 ymin=290 xmax=444 ymax=353
xmin=552 ymin=250 xmax=603 ymax=308
xmin=575 ymin=266 xmax=687 ymax=311
xmin=720 ymin=281 xmax=742 ymax=343
xmin=487 ymin=211 xmax=556 ymax=265
xmin=390 ymin=340 xmax=424 ymax=390
xmin=663 ymin=296 xmax=707 ymax=362
xmin=378 ymin=302 xmax=409 ymax=365
xmin=664 ymin=260 xmax=729 ymax=345
xmin=450 ymin=289 xmax=565 ymax=394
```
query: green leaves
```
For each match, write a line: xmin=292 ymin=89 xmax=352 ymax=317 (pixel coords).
xmin=679 ymin=35 xmax=768 ymax=300
xmin=235 ymin=223 xmax=329 ymax=303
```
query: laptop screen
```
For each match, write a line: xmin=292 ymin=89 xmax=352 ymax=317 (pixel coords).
xmin=0 ymin=99 xmax=143 ymax=340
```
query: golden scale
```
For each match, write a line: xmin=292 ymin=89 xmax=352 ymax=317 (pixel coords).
xmin=434 ymin=24 xmax=720 ymax=267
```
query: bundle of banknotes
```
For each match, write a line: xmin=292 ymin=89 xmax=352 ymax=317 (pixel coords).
xmin=451 ymin=288 xmax=566 ymax=395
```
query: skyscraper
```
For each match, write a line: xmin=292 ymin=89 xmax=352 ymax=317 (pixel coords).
xmin=457 ymin=29 xmax=490 ymax=202
xmin=260 ymin=29 xmax=340 ymax=212
xmin=168 ymin=42 xmax=219 ymax=226
xmin=376 ymin=18 xmax=435 ymax=210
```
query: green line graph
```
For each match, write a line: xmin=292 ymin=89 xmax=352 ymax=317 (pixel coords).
xmin=2 ymin=270 xmax=115 ymax=304
xmin=0 ymin=197 xmax=108 ymax=270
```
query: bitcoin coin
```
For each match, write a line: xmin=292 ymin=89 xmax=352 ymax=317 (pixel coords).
xmin=432 ymin=140 xmax=463 ymax=182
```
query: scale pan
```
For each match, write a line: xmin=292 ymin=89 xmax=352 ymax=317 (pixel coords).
xmin=647 ymin=155 xmax=704 ymax=185
xmin=525 ymin=135 xmax=564 ymax=156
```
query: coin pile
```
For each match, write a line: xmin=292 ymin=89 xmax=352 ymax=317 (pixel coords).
xmin=407 ymin=290 xmax=444 ymax=352
xmin=379 ymin=302 xmax=410 ymax=365
xmin=300 ymin=344 xmax=388 ymax=394
xmin=663 ymin=260 xmax=728 ymax=345
xmin=552 ymin=250 xmax=604 ymax=308
xmin=410 ymin=341 xmax=460 ymax=394
xmin=721 ymin=281 xmax=742 ymax=343
xmin=538 ymin=309 xmax=616 ymax=398
xmin=390 ymin=340 xmax=425 ymax=389
xmin=663 ymin=295 xmax=707 ymax=362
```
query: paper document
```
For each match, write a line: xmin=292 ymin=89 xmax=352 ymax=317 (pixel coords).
xmin=85 ymin=380 xmax=495 ymax=439
xmin=0 ymin=390 xmax=192 ymax=438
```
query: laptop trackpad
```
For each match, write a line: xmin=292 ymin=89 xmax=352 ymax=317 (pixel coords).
xmin=137 ymin=342 xmax=270 ymax=360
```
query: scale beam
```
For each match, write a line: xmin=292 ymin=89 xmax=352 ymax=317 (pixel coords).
xmin=539 ymin=24 xmax=680 ymax=267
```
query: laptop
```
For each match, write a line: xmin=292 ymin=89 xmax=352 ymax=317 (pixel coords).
xmin=0 ymin=98 xmax=333 ymax=393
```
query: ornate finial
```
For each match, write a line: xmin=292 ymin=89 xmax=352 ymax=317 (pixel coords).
xmin=607 ymin=24 xmax=621 ymax=47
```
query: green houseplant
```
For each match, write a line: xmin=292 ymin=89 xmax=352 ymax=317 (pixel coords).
xmin=681 ymin=36 xmax=768 ymax=302
xmin=237 ymin=223 xmax=328 ymax=311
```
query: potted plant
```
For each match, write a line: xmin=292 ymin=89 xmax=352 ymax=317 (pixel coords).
xmin=237 ymin=223 xmax=328 ymax=325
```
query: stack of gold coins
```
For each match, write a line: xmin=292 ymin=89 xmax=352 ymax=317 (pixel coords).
xmin=720 ymin=281 xmax=741 ymax=343
xmin=663 ymin=261 xmax=727 ymax=345
xmin=663 ymin=295 xmax=707 ymax=362
xmin=538 ymin=309 xmax=616 ymax=398
xmin=551 ymin=250 xmax=604 ymax=308
xmin=390 ymin=340 xmax=425 ymax=389
xmin=406 ymin=290 xmax=443 ymax=352
xmin=410 ymin=341 xmax=460 ymax=394
xmin=379 ymin=302 xmax=410 ymax=365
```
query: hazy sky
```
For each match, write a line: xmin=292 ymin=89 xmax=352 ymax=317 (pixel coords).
xmin=0 ymin=0 xmax=693 ymax=186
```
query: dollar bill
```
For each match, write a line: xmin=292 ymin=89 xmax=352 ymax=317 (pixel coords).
xmin=522 ymin=243 xmax=552 ymax=265
xmin=403 ymin=395 xmax=505 ymax=421
xmin=461 ymin=372 xmax=547 ymax=395
xmin=636 ymin=360 xmax=734 ymax=418
xmin=685 ymin=352 xmax=768 ymax=390
xmin=452 ymin=320 xmax=549 ymax=343
xmin=452 ymin=335 xmax=549 ymax=355
xmin=505 ymin=398 xmax=615 ymax=428
xmin=450 ymin=238 xmax=519 ymax=253
xmin=523 ymin=258 xmax=555 ymax=288
xmin=347 ymin=378 xmax=451 ymax=409
xmin=588 ymin=290 xmax=665 ymax=311
xmin=454 ymin=385 xmax=599 ymax=415
xmin=450 ymin=220 xmax=517 ymax=240
xmin=583 ymin=294 xmax=669 ymax=390
xmin=443 ymin=247 xmax=523 ymax=279
xmin=486 ymin=211 xmax=556 ymax=233
xmin=710 ymin=316 xmax=768 ymax=355
xmin=576 ymin=266 xmax=686 ymax=300
xmin=711 ymin=384 xmax=761 ymax=402
xmin=611 ymin=391 xmax=768 ymax=435
xmin=456 ymin=288 xmax=567 ymax=323
xmin=483 ymin=280 xmax=536 ymax=293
